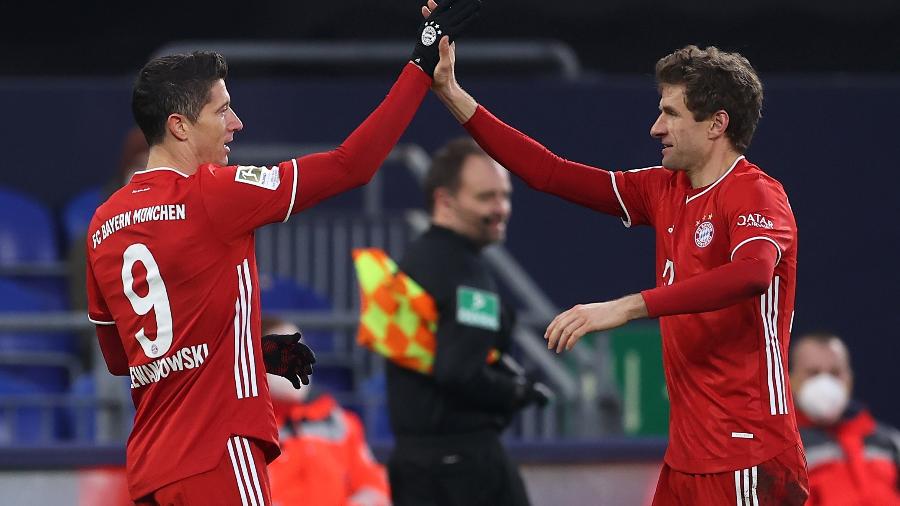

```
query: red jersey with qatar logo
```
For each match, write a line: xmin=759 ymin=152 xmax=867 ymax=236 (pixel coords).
xmin=612 ymin=156 xmax=801 ymax=473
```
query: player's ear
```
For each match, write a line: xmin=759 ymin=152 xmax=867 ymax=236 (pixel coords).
xmin=167 ymin=113 xmax=190 ymax=142
xmin=708 ymin=110 xmax=729 ymax=140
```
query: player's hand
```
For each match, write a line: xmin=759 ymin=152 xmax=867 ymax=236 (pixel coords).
xmin=411 ymin=0 xmax=481 ymax=78
xmin=545 ymin=295 xmax=647 ymax=353
xmin=261 ymin=332 xmax=316 ymax=389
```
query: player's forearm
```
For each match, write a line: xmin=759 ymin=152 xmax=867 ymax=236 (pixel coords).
xmin=462 ymin=105 xmax=625 ymax=216
xmin=294 ymin=63 xmax=431 ymax=210
xmin=641 ymin=244 xmax=776 ymax=318
xmin=96 ymin=325 xmax=129 ymax=376
xmin=434 ymin=81 xmax=478 ymax=123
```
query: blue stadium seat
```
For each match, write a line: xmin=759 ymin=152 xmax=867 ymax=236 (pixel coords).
xmin=359 ymin=373 xmax=392 ymax=439
xmin=259 ymin=274 xmax=336 ymax=353
xmin=0 ymin=186 xmax=59 ymax=265
xmin=0 ymin=370 xmax=68 ymax=444
xmin=312 ymin=363 xmax=354 ymax=393
xmin=0 ymin=279 xmax=77 ymax=403
xmin=61 ymin=186 xmax=103 ymax=248
xmin=0 ymin=278 xmax=75 ymax=355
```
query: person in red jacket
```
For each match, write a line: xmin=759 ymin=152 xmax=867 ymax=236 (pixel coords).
xmin=264 ymin=319 xmax=391 ymax=506
xmin=790 ymin=332 xmax=900 ymax=506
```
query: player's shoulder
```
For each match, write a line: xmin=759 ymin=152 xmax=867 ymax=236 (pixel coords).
xmin=88 ymin=184 xmax=130 ymax=226
xmin=622 ymin=165 xmax=676 ymax=178
xmin=724 ymin=159 xmax=788 ymax=197
xmin=198 ymin=162 xmax=285 ymax=192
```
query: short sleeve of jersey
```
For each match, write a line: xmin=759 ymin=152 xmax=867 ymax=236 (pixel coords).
xmin=610 ymin=167 xmax=672 ymax=228
xmin=198 ymin=159 xmax=300 ymax=241
xmin=724 ymin=174 xmax=795 ymax=266
xmin=86 ymin=255 xmax=114 ymax=325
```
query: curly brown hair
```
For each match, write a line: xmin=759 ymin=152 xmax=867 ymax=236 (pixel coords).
xmin=655 ymin=45 xmax=763 ymax=153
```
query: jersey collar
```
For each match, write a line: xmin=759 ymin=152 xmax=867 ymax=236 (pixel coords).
xmin=130 ymin=167 xmax=191 ymax=182
xmin=684 ymin=155 xmax=746 ymax=204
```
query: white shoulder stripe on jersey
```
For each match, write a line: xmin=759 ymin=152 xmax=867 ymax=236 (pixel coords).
xmin=760 ymin=291 xmax=777 ymax=416
xmin=241 ymin=260 xmax=258 ymax=397
xmin=609 ymin=171 xmax=633 ymax=228
xmin=685 ymin=155 xmax=745 ymax=204
xmin=731 ymin=236 xmax=783 ymax=266
xmin=282 ymin=159 xmax=298 ymax=223
xmin=237 ymin=265 xmax=251 ymax=399
xmin=233 ymin=299 xmax=244 ymax=399
xmin=761 ymin=276 xmax=788 ymax=416
xmin=771 ymin=277 xmax=788 ymax=414
xmin=88 ymin=316 xmax=116 ymax=325
xmin=234 ymin=259 xmax=259 ymax=400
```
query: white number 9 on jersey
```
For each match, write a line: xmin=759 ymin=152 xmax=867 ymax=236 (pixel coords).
xmin=121 ymin=243 xmax=173 ymax=358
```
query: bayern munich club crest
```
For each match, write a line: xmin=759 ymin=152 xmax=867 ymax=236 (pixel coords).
xmin=694 ymin=221 xmax=715 ymax=248
xmin=421 ymin=21 xmax=440 ymax=46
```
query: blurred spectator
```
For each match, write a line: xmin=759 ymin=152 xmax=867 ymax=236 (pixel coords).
xmin=264 ymin=318 xmax=391 ymax=506
xmin=790 ymin=332 xmax=900 ymax=506
xmin=68 ymin=127 xmax=148 ymax=310
xmin=67 ymin=128 xmax=148 ymax=372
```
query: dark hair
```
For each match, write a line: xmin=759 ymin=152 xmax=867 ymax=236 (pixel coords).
xmin=423 ymin=138 xmax=488 ymax=214
xmin=655 ymin=45 xmax=763 ymax=153
xmin=131 ymin=51 xmax=228 ymax=146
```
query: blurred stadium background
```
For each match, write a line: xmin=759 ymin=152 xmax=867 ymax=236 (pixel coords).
xmin=0 ymin=0 xmax=898 ymax=504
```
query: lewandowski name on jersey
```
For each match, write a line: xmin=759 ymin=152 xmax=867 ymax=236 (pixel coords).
xmin=91 ymin=203 xmax=187 ymax=249
xmin=129 ymin=342 xmax=209 ymax=389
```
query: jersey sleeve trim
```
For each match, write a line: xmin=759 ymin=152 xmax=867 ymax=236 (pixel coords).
xmin=685 ymin=155 xmax=745 ymax=204
xmin=731 ymin=236 xmax=783 ymax=266
xmin=282 ymin=158 xmax=299 ymax=223
xmin=88 ymin=315 xmax=116 ymax=325
xmin=609 ymin=171 xmax=632 ymax=228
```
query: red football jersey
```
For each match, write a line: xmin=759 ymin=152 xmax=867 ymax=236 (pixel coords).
xmin=612 ymin=156 xmax=801 ymax=473
xmin=86 ymin=162 xmax=300 ymax=498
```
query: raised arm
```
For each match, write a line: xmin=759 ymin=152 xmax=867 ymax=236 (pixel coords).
xmin=427 ymin=35 xmax=626 ymax=217
xmin=290 ymin=63 xmax=431 ymax=212
xmin=292 ymin=0 xmax=482 ymax=212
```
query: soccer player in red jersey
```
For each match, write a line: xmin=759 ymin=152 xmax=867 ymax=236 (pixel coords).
xmin=86 ymin=2 xmax=480 ymax=504
xmin=420 ymin=3 xmax=809 ymax=502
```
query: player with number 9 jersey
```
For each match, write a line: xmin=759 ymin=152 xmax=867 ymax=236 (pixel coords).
xmin=86 ymin=50 xmax=431 ymax=503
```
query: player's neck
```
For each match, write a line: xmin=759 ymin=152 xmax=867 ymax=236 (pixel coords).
xmin=146 ymin=145 xmax=199 ymax=176
xmin=687 ymin=147 xmax=742 ymax=189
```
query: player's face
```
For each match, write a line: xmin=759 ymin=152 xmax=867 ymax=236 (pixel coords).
xmin=650 ymin=84 xmax=713 ymax=172
xmin=191 ymin=79 xmax=243 ymax=166
xmin=447 ymin=155 xmax=512 ymax=246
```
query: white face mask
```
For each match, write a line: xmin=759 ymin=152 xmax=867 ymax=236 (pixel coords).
xmin=796 ymin=373 xmax=849 ymax=425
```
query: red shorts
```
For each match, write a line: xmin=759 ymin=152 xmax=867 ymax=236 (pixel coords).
xmin=652 ymin=444 xmax=809 ymax=506
xmin=135 ymin=436 xmax=272 ymax=506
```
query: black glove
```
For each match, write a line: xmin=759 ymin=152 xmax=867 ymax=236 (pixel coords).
xmin=514 ymin=377 xmax=554 ymax=408
xmin=261 ymin=332 xmax=316 ymax=389
xmin=411 ymin=0 xmax=482 ymax=77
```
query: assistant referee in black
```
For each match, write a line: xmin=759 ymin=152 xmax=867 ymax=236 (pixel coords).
xmin=387 ymin=138 xmax=550 ymax=506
